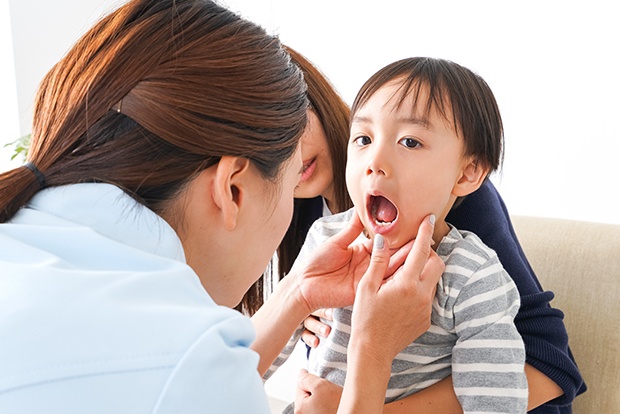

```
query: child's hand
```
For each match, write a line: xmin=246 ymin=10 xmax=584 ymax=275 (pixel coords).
xmin=301 ymin=309 xmax=332 ymax=348
xmin=294 ymin=369 xmax=342 ymax=414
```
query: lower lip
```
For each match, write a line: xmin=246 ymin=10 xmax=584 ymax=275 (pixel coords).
xmin=299 ymin=158 xmax=317 ymax=182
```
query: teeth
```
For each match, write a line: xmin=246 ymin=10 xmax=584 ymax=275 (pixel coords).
xmin=371 ymin=205 xmax=394 ymax=225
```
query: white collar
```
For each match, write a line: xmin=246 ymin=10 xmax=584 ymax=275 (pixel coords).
xmin=24 ymin=183 xmax=185 ymax=262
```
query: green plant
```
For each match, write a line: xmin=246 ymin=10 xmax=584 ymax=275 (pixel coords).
xmin=4 ymin=134 xmax=31 ymax=162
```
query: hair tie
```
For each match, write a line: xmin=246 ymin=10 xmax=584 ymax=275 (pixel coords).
xmin=24 ymin=161 xmax=47 ymax=188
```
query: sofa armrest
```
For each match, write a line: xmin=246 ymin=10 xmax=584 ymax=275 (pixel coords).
xmin=511 ymin=216 xmax=620 ymax=413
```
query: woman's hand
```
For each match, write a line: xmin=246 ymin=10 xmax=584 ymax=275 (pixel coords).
xmin=295 ymin=212 xmax=416 ymax=315
xmin=337 ymin=214 xmax=444 ymax=414
xmin=349 ymin=214 xmax=443 ymax=361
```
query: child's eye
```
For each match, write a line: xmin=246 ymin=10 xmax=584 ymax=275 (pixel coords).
xmin=398 ymin=137 xmax=421 ymax=149
xmin=352 ymin=135 xmax=372 ymax=146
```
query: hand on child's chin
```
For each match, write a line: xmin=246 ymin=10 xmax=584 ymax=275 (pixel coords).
xmin=362 ymin=227 xmax=412 ymax=252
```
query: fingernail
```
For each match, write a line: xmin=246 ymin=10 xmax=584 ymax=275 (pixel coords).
xmin=324 ymin=308 xmax=333 ymax=318
xmin=429 ymin=214 xmax=436 ymax=226
xmin=374 ymin=234 xmax=384 ymax=250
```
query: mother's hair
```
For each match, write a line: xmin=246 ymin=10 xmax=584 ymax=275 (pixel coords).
xmin=0 ymin=0 xmax=308 ymax=222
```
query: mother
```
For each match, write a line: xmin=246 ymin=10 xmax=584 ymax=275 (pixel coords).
xmin=0 ymin=1 xmax=444 ymax=413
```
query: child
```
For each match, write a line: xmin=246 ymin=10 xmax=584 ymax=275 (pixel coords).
xmin=267 ymin=57 xmax=528 ymax=413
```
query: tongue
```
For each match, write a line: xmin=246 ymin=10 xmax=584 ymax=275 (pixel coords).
xmin=374 ymin=197 xmax=397 ymax=223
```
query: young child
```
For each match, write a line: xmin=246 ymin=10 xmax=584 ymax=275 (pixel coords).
xmin=267 ymin=57 xmax=528 ymax=413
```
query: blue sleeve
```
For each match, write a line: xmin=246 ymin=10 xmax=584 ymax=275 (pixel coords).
xmin=152 ymin=313 xmax=271 ymax=414
xmin=446 ymin=180 xmax=586 ymax=410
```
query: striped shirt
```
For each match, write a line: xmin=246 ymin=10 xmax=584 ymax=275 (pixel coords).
xmin=267 ymin=209 xmax=528 ymax=413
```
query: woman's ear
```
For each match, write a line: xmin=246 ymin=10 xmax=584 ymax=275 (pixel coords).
xmin=453 ymin=158 xmax=489 ymax=197
xmin=212 ymin=156 xmax=251 ymax=231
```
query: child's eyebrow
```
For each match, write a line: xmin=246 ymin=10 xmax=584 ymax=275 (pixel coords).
xmin=351 ymin=114 xmax=432 ymax=129
xmin=393 ymin=115 xmax=432 ymax=129
xmin=351 ymin=115 xmax=372 ymax=124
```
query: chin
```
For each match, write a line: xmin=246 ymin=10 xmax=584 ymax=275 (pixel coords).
xmin=294 ymin=184 xmax=318 ymax=199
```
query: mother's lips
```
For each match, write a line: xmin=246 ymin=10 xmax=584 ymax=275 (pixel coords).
xmin=300 ymin=157 xmax=317 ymax=182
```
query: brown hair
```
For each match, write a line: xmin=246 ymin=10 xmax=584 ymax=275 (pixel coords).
xmin=0 ymin=0 xmax=307 ymax=223
xmin=237 ymin=46 xmax=352 ymax=315
xmin=352 ymin=57 xmax=504 ymax=177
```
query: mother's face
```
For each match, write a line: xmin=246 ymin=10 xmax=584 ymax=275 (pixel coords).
xmin=294 ymin=110 xmax=335 ymax=204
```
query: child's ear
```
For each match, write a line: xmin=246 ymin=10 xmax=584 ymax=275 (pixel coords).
xmin=453 ymin=158 xmax=489 ymax=197
xmin=212 ymin=156 xmax=251 ymax=231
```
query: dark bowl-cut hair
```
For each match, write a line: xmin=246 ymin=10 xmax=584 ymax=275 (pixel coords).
xmin=352 ymin=57 xmax=504 ymax=180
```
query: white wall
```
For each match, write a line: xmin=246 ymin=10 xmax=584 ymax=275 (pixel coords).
xmin=2 ymin=0 xmax=619 ymax=225
xmin=0 ymin=0 xmax=20 ymax=171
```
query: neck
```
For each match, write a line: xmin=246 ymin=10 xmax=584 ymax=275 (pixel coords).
xmin=432 ymin=219 xmax=451 ymax=250
xmin=322 ymin=184 xmax=337 ymax=213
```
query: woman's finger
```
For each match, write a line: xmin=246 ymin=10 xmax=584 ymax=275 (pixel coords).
xmin=385 ymin=239 xmax=414 ymax=277
xmin=327 ymin=210 xmax=365 ymax=248
xmin=357 ymin=234 xmax=390 ymax=293
xmin=399 ymin=214 xmax=438 ymax=282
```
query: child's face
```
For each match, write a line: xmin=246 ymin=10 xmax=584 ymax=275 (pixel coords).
xmin=346 ymin=78 xmax=471 ymax=248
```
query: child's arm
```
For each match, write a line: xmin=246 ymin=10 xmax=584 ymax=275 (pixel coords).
xmin=450 ymin=255 xmax=528 ymax=413
xmin=447 ymin=180 xmax=584 ymax=405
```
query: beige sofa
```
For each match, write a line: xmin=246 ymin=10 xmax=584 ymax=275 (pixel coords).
xmin=512 ymin=216 xmax=620 ymax=413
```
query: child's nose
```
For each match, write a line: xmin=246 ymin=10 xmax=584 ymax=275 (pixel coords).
xmin=365 ymin=146 xmax=390 ymax=177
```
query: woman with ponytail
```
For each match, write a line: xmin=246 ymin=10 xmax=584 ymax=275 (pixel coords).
xmin=0 ymin=1 xmax=444 ymax=413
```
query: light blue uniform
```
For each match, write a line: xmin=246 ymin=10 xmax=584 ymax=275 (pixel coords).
xmin=0 ymin=183 xmax=270 ymax=413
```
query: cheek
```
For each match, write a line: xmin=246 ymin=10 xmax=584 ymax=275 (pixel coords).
xmin=345 ymin=157 xmax=357 ymax=186
xmin=276 ymin=185 xmax=296 ymax=232
xmin=346 ymin=162 xmax=363 ymax=197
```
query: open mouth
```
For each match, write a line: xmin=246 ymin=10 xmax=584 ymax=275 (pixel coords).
xmin=369 ymin=195 xmax=398 ymax=226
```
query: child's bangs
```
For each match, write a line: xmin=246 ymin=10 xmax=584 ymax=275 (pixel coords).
xmin=392 ymin=76 xmax=459 ymax=136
